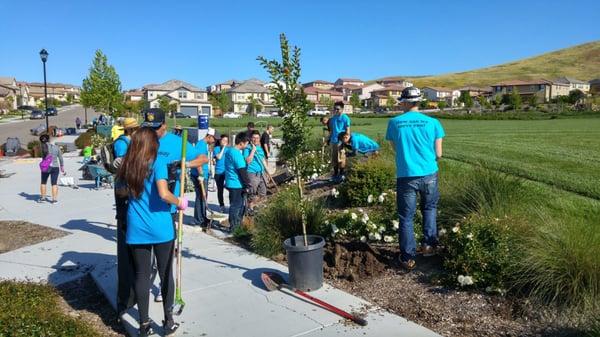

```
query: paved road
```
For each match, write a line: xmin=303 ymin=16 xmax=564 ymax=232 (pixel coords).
xmin=0 ymin=105 xmax=99 ymax=143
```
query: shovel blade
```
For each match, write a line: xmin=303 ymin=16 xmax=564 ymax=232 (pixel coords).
xmin=260 ymin=272 xmax=285 ymax=292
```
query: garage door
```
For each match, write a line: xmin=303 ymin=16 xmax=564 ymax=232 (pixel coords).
xmin=180 ymin=106 xmax=198 ymax=117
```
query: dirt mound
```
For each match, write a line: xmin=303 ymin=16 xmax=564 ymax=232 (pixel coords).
xmin=324 ymin=241 xmax=387 ymax=282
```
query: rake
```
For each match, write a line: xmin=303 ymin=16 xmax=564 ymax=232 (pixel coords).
xmin=172 ymin=129 xmax=187 ymax=316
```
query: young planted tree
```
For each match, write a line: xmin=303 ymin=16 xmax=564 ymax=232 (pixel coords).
xmin=349 ymin=92 xmax=361 ymax=111
xmin=158 ymin=96 xmax=171 ymax=114
xmin=258 ymin=33 xmax=313 ymax=245
xmin=459 ymin=91 xmax=474 ymax=109
xmin=81 ymin=50 xmax=123 ymax=115
xmin=386 ymin=93 xmax=396 ymax=110
xmin=437 ymin=100 xmax=447 ymax=110
xmin=510 ymin=86 xmax=522 ymax=110
xmin=249 ymin=97 xmax=263 ymax=115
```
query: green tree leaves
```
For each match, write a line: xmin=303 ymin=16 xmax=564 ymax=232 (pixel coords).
xmin=80 ymin=50 xmax=123 ymax=115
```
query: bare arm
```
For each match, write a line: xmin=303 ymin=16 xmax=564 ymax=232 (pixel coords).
xmin=435 ymin=138 xmax=443 ymax=159
xmin=215 ymin=147 xmax=226 ymax=160
xmin=245 ymin=146 xmax=256 ymax=164
xmin=187 ymin=154 xmax=208 ymax=168
xmin=157 ymin=179 xmax=181 ymax=206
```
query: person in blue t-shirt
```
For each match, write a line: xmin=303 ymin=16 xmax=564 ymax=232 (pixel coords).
xmin=112 ymin=117 xmax=139 ymax=317
xmin=338 ymin=131 xmax=380 ymax=156
xmin=243 ymin=130 xmax=267 ymax=203
xmin=213 ymin=134 xmax=229 ymax=212
xmin=224 ymin=132 xmax=251 ymax=231
xmin=385 ymin=87 xmax=445 ymax=271
xmin=190 ymin=128 xmax=217 ymax=228
xmin=328 ymin=101 xmax=351 ymax=182
xmin=116 ymin=127 xmax=189 ymax=337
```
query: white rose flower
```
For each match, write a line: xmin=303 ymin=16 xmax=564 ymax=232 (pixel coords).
xmin=466 ymin=233 xmax=474 ymax=240
xmin=382 ymin=192 xmax=388 ymax=196
xmin=439 ymin=228 xmax=447 ymax=236
xmin=368 ymin=233 xmax=376 ymax=241
xmin=392 ymin=220 xmax=399 ymax=230
xmin=310 ymin=173 xmax=318 ymax=180
xmin=378 ymin=225 xmax=385 ymax=233
xmin=383 ymin=235 xmax=394 ymax=243
xmin=374 ymin=233 xmax=382 ymax=241
xmin=378 ymin=194 xmax=385 ymax=203
xmin=340 ymin=229 xmax=347 ymax=235
xmin=360 ymin=236 xmax=367 ymax=243
xmin=357 ymin=208 xmax=364 ymax=213
xmin=452 ymin=226 xmax=460 ymax=233
xmin=343 ymin=209 xmax=349 ymax=214
xmin=457 ymin=275 xmax=465 ymax=286
xmin=350 ymin=212 xmax=358 ymax=221
xmin=463 ymin=276 xmax=474 ymax=285
xmin=313 ymin=168 xmax=317 ymax=172
xmin=361 ymin=214 xmax=369 ymax=224
xmin=367 ymin=194 xmax=374 ymax=203
xmin=324 ymin=220 xmax=329 ymax=225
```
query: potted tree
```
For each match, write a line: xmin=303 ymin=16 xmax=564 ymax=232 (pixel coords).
xmin=258 ymin=34 xmax=325 ymax=291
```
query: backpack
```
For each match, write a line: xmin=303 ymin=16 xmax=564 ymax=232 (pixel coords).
xmin=100 ymin=136 xmax=129 ymax=173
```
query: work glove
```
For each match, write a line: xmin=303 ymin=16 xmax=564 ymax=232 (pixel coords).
xmin=177 ymin=196 xmax=188 ymax=210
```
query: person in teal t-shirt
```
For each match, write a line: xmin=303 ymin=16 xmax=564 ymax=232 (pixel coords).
xmin=385 ymin=87 xmax=445 ymax=271
xmin=213 ymin=134 xmax=229 ymax=211
xmin=243 ymin=130 xmax=267 ymax=202
xmin=327 ymin=101 xmax=351 ymax=181
xmin=116 ymin=127 xmax=188 ymax=337
xmin=190 ymin=128 xmax=216 ymax=228
xmin=224 ymin=132 xmax=251 ymax=231
xmin=338 ymin=131 xmax=379 ymax=156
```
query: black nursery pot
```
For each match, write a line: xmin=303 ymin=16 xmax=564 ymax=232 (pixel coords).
xmin=283 ymin=235 xmax=326 ymax=292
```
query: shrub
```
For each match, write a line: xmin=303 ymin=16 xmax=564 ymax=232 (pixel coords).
xmin=27 ymin=140 xmax=41 ymax=157
xmin=251 ymin=188 xmax=327 ymax=257
xmin=74 ymin=129 xmax=95 ymax=149
xmin=339 ymin=155 xmax=395 ymax=207
xmin=514 ymin=213 xmax=600 ymax=320
xmin=0 ymin=281 xmax=100 ymax=336
xmin=287 ymin=150 xmax=330 ymax=181
xmin=441 ymin=214 xmax=518 ymax=289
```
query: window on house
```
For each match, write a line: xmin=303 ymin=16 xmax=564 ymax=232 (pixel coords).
xmin=178 ymin=91 xmax=187 ymax=99
xmin=195 ymin=93 xmax=203 ymax=99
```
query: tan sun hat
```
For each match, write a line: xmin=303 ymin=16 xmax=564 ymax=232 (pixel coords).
xmin=123 ymin=118 xmax=139 ymax=129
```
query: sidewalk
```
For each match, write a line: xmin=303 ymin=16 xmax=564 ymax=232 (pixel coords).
xmin=0 ymin=152 xmax=440 ymax=337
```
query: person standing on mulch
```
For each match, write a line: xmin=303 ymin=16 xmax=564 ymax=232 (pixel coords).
xmin=260 ymin=124 xmax=274 ymax=159
xmin=191 ymin=128 xmax=217 ymax=228
xmin=213 ymin=134 xmax=229 ymax=213
xmin=117 ymin=127 xmax=188 ymax=337
xmin=224 ymin=132 xmax=251 ymax=231
xmin=386 ymin=87 xmax=445 ymax=271
xmin=328 ymin=101 xmax=351 ymax=183
xmin=244 ymin=130 xmax=268 ymax=204
xmin=38 ymin=133 xmax=64 ymax=204
xmin=112 ymin=117 xmax=139 ymax=319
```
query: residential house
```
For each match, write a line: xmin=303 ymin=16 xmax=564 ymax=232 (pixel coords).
xmin=352 ymin=83 xmax=385 ymax=107
xmin=0 ymin=77 xmax=18 ymax=111
xmin=376 ymin=77 xmax=413 ymax=88
xmin=304 ymin=86 xmax=352 ymax=112
xmin=207 ymin=79 xmax=240 ymax=93
xmin=124 ymin=90 xmax=144 ymax=101
xmin=423 ymin=87 xmax=460 ymax=105
xmin=457 ymin=86 xmax=493 ymax=98
xmin=16 ymin=81 xmax=35 ymax=106
xmin=302 ymin=80 xmax=334 ymax=90
xmin=369 ymin=85 xmax=405 ymax=108
xmin=333 ymin=83 xmax=362 ymax=101
xmin=143 ymin=79 xmax=212 ymax=116
xmin=590 ymin=79 xmax=600 ymax=95
xmin=554 ymin=77 xmax=590 ymax=93
xmin=27 ymin=82 xmax=81 ymax=104
xmin=334 ymin=78 xmax=364 ymax=87
xmin=490 ymin=79 xmax=570 ymax=102
xmin=227 ymin=79 xmax=274 ymax=114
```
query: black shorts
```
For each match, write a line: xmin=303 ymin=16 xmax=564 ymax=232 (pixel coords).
xmin=41 ymin=167 xmax=60 ymax=185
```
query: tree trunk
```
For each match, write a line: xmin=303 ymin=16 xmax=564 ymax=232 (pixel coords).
xmin=294 ymin=157 xmax=308 ymax=246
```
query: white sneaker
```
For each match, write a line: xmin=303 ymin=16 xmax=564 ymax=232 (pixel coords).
xmin=154 ymin=289 xmax=162 ymax=302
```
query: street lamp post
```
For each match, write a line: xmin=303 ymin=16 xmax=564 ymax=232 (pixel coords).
xmin=39 ymin=49 xmax=49 ymax=133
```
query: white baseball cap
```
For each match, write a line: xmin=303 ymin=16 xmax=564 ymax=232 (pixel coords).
xmin=207 ymin=128 xmax=216 ymax=136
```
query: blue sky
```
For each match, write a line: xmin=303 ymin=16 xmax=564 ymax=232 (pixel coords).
xmin=1 ymin=0 xmax=598 ymax=89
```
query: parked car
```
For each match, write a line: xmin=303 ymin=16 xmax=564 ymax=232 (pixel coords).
xmin=375 ymin=107 xmax=390 ymax=114
xmin=45 ymin=107 xmax=58 ymax=116
xmin=308 ymin=109 xmax=329 ymax=116
xmin=223 ymin=112 xmax=242 ymax=119
xmin=173 ymin=112 xmax=192 ymax=118
xmin=30 ymin=110 xmax=44 ymax=120
xmin=256 ymin=112 xmax=272 ymax=118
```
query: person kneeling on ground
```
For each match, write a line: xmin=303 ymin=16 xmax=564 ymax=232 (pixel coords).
xmin=117 ymin=127 xmax=188 ymax=337
xmin=337 ymin=131 xmax=380 ymax=157
xmin=224 ymin=132 xmax=252 ymax=231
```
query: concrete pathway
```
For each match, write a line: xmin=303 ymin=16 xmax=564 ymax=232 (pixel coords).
xmin=0 ymin=151 xmax=440 ymax=337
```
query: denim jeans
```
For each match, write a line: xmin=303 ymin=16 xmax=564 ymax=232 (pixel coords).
xmin=396 ymin=173 xmax=439 ymax=262
xmin=227 ymin=188 xmax=245 ymax=230
xmin=192 ymin=176 xmax=208 ymax=226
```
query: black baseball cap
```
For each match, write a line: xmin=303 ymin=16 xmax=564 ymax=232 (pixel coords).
xmin=141 ymin=108 xmax=166 ymax=128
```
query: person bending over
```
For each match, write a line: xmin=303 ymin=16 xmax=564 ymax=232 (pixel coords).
xmin=337 ymin=131 xmax=380 ymax=157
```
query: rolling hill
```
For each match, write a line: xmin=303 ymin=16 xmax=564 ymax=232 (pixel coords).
xmin=375 ymin=40 xmax=600 ymax=88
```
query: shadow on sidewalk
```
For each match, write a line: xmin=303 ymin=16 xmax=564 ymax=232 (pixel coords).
xmin=18 ymin=192 xmax=40 ymax=202
xmin=62 ymin=219 xmax=116 ymax=242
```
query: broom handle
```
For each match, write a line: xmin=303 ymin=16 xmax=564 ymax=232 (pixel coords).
xmin=176 ymin=130 xmax=188 ymax=298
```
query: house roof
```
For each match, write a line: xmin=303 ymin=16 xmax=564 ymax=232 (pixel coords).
xmin=458 ymin=86 xmax=492 ymax=92
xmin=371 ymin=85 xmax=406 ymax=93
xmin=424 ymin=86 xmax=456 ymax=92
xmin=491 ymin=79 xmax=554 ymax=87
xmin=144 ymin=79 xmax=205 ymax=92
xmin=303 ymin=80 xmax=333 ymax=85
xmin=336 ymin=78 xmax=363 ymax=83
xmin=334 ymin=84 xmax=362 ymax=90
xmin=0 ymin=86 xmax=13 ymax=96
xmin=304 ymin=86 xmax=343 ymax=96
xmin=589 ymin=78 xmax=600 ymax=85
xmin=376 ymin=77 xmax=409 ymax=83
xmin=125 ymin=90 xmax=144 ymax=96
xmin=227 ymin=80 xmax=269 ymax=93
xmin=554 ymin=76 xmax=588 ymax=85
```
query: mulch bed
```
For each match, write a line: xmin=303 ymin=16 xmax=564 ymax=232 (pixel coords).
xmin=0 ymin=220 xmax=67 ymax=254
xmin=324 ymin=241 xmax=584 ymax=337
